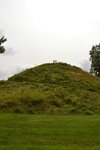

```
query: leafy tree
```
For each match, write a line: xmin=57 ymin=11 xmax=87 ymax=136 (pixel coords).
xmin=0 ymin=36 xmax=7 ymax=53
xmin=89 ymin=44 xmax=100 ymax=77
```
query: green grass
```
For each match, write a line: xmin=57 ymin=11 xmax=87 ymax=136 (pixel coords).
xmin=0 ymin=113 xmax=100 ymax=150
xmin=0 ymin=62 xmax=100 ymax=114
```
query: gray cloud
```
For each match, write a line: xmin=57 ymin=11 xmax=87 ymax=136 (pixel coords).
xmin=0 ymin=66 xmax=24 ymax=80
xmin=0 ymin=30 xmax=15 ymax=56
xmin=79 ymin=59 xmax=91 ymax=72
xmin=3 ymin=47 xmax=15 ymax=56
xmin=0 ymin=72 xmax=7 ymax=80
xmin=0 ymin=0 xmax=100 ymax=79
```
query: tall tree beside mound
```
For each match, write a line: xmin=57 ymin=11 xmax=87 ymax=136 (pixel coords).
xmin=0 ymin=36 xmax=7 ymax=53
xmin=90 ymin=44 xmax=100 ymax=77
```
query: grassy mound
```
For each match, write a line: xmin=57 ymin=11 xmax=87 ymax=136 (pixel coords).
xmin=0 ymin=62 xmax=100 ymax=114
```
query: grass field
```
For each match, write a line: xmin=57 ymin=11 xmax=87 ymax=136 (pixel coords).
xmin=0 ymin=113 xmax=100 ymax=150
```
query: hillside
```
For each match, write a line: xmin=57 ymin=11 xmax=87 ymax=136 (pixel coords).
xmin=0 ymin=62 xmax=100 ymax=114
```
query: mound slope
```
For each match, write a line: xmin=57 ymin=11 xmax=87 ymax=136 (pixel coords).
xmin=0 ymin=62 xmax=100 ymax=114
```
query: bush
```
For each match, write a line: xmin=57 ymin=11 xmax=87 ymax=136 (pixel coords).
xmin=84 ymin=110 xmax=94 ymax=115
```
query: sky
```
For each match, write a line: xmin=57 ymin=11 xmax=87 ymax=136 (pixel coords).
xmin=0 ymin=0 xmax=100 ymax=79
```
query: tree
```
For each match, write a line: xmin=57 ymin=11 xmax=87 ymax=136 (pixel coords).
xmin=89 ymin=44 xmax=100 ymax=77
xmin=0 ymin=36 xmax=7 ymax=53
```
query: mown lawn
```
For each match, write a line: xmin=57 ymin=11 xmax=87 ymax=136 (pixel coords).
xmin=0 ymin=113 xmax=100 ymax=150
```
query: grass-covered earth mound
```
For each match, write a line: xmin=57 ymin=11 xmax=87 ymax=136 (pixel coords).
xmin=0 ymin=62 xmax=100 ymax=114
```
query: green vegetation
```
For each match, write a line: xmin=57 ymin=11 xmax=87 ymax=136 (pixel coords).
xmin=0 ymin=36 xmax=7 ymax=53
xmin=0 ymin=62 xmax=100 ymax=114
xmin=90 ymin=44 xmax=100 ymax=77
xmin=0 ymin=113 xmax=100 ymax=150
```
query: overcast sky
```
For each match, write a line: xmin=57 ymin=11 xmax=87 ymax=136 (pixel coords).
xmin=0 ymin=0 xmax=100 ymax=79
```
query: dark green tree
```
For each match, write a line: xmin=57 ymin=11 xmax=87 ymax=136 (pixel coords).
xmin=0 ymin=36 xmax=7 ymax=53
xmin=89 ymin=44 xmax=100 ymax=77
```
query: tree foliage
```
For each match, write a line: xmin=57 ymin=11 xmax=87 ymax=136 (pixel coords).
xmin=0 ymin=36 xmax=7 ymax=53
xmin=90 ymin=44 xmax=100 ymax=77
